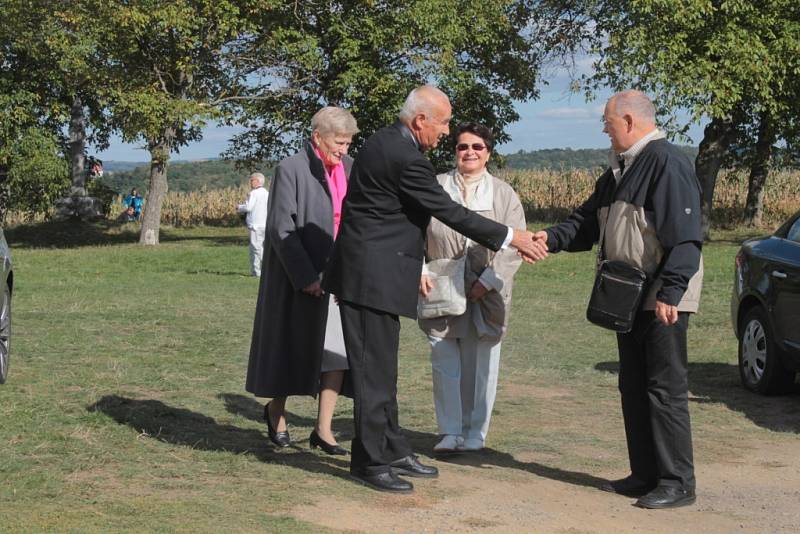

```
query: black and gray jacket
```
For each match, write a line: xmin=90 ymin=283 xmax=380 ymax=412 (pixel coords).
xmin=545 ymin=137 xmax=703 ymax=313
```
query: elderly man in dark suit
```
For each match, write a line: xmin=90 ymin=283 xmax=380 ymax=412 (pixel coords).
xmin=324 ymin=85 xmax=546 ymax=493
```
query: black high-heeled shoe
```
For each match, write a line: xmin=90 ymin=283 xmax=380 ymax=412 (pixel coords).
xmin=309 ymin=430 xmax=348 ymax=456
xmin=264 ymin=402 xmax=290 ymax=448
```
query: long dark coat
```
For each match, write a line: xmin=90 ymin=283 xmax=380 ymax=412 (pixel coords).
xmin=245 ymin=142 xmax=353 ymax=398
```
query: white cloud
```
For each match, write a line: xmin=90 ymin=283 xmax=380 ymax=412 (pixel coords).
xmin=535 ymin=107 xmax=596 ymax=121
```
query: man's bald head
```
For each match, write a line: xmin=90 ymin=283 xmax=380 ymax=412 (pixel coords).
xmin=398 ymin=85 xmax=450 ymax=123
xmin=608 ymin=90 xmax=656 ymax=126
xmin=398 ymin=85 xmax=452 ymax=151
xmin=603 ymin=90 xmax=659 ymax=153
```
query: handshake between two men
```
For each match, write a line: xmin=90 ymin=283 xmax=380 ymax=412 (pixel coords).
xmin=511 ymin=229 xmax=549 ymax=264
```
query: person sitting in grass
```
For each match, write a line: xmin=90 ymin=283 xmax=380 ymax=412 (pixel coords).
xmin=117 ymin=205 xmax=136 ymax=223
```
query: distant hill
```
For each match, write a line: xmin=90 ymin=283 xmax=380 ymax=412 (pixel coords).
xmin=97 ymin=146 xmax=703 ymax=194
xmin=102 ymin=161 xmax=148 ymax=173
xmin=99 ymin=159 xmax=267 ymax=194
xmin=502 ymin=146 xmax=699 ymax=170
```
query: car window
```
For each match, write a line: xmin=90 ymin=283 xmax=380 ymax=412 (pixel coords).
xmin=787 ymin=218 xmax=800 ymax=243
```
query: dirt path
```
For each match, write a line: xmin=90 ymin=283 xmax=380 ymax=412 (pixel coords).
xmin=292 ymin=438 xmax=800 ymax=533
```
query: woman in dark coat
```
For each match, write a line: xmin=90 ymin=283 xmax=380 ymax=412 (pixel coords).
xmin=245 ymin=107 xmax=358 ymax=455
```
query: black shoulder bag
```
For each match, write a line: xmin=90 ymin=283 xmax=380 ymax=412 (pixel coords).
xmin=586 ymin=203 xmax=650 ymax=334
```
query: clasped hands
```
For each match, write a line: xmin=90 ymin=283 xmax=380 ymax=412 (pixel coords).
xmin=512 ymin=229 xmax=549 ymax=264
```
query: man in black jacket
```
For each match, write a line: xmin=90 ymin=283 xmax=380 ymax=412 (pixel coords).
xmin=324 ymin=85 xmax=546 ymax=493
xmin=535 ymin=90 xmax=703 ymax=509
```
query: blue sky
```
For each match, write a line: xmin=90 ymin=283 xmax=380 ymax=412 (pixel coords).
xmin=96 ymin=63 xmax=708 ymax=162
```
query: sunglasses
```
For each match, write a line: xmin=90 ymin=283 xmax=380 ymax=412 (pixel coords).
xmin=456 ymin=143 xmax=487 ymax=152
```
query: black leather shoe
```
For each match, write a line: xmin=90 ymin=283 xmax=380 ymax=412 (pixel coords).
xmin=600 ymin=475 xmax=657 ymax=497
xmin=350 ymin=471 xmax=413 ymax=493
xmin=309 ymin=430 xmax=348 ymax=456
xmin=635 ymin=485 xmax=696 ymax=509
xmin=389 ymin=455 xmax=439 ymax=478
xmin=264 ymin=402 xmax=290 ymax=448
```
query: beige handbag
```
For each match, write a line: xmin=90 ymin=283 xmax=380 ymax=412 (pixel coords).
xmin=417 ymin=253 xmax=468 ymax=319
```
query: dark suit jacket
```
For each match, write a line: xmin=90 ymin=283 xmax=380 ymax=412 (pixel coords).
xmin=323 ymin=121 xmax=508 ymax=318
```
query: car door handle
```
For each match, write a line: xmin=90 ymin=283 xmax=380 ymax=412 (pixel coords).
xmin=771 ymin=270 xmax=787 ymax=279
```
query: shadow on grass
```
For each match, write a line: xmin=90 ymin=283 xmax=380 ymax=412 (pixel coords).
xmin=218 ymin=393 xmax=355 ymax=441
xmin=6 ymin=220 xmax=247 ymax=249
xmin=218 ymin=393 xmax=605 ymax=489
xmin=6 ymin=220 xmax=140 ymax=248
xmin=87 ymin=395 xmax=351 ymax=480
xmin=595 ymin=361 xmax=800 ymax=433
xmin=431 ymin=445 xmax=607 ymax=489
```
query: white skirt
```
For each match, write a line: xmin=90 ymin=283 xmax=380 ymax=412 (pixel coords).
xmin=321 ymin=297 xmax=349 ymax=372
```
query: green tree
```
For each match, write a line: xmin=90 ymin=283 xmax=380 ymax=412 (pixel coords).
xmin=0 ymin=0 xmax=114 ymax=204
xmin=585 ymin=0 xmax=800 ymax=235
xmin=3 ymin=127 xmax=70 ymax=218
xmin=95 ymin=0 xmax=257 ymax=244
xmin=225 ymin=0 xmax=580 ymax=170
xmin=0 ymin=91 xmax=68 ymax=220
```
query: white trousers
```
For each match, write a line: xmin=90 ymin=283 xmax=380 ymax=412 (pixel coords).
xmin=248 ymin=226 xmax=266 ymax=276
xmin=428 ymin=324 xmax=502 ymax=442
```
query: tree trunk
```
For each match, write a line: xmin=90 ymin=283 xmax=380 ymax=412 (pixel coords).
xmin=68 ymin=96 xmax=87 ymax=197
xmin=139 ymin=129 xmax=174 ymax=245
xmin=743 ymin=113 xmax=776 ymax=227
xmin=695 ymin=116 xmax=736 ymax=240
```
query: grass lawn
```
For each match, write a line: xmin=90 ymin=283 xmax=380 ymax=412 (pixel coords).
xmin=1 ymin=221 xmax=794 ymax=532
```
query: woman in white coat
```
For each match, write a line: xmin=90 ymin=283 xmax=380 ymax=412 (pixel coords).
xmin=418 ymin=123 xmax=525 ymax=452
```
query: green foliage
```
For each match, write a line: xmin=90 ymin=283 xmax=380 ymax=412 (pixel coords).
xmin=586 ymin=0 xmax=800 ymax=140
xmin=97 ymin=0 xmax=254 ymax=150
xmin=2 ymin=127 xmax=70 ymax=217
xmin=225 ymin=1 xmax=567 ymax=169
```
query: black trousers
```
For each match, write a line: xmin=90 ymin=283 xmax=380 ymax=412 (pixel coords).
xmin=339 ymin=300 xmax=413 ymax=474
xmin=616 ymin=310 xmax=695 ymax=490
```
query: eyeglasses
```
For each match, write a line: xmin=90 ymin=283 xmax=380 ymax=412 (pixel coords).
xmin=456 ymin=143 xmax=487 ymax=152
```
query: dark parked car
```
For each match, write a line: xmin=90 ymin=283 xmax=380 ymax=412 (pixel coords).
xmin=732 ymin=210 xmax=800 ymax=394
xmin=0 ymin=227 xmax=11 ymax=384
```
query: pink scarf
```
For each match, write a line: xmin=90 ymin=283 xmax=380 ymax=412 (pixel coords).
xmin=313 ymin=145 xmax=348 ymax=238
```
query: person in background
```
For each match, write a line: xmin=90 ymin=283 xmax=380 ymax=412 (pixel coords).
xmin=418 ymin=122 xmax=525 ymax=453
xmin=536 ymin=90 xmax=703 ymax=510
xmin=117 ymin=205 xmax=136 ymax=223
xmin=237 ymin=173 xmax=269 ymax=277
xmin=123 ymin=188 xmax=144 ymax=220
xmin=245 ymin=106 xmax=359 ymax=456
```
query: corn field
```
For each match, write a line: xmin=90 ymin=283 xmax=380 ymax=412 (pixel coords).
xmin=501 ymin=168 xmax=800 ymax=227
xmin=4 ymin=169 xmax=799 ymax=229
xmin=108 ymin=185 xmax=251 ymax=227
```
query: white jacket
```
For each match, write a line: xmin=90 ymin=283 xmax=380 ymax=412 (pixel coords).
xmin=238 ymin=187 xmax=269 ymax=229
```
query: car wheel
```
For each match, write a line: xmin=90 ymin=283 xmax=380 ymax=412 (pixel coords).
xmin=0 ymin=283 xmax=9 ymax=384
xmin=738 ymin=306 xmax=795 ymax=394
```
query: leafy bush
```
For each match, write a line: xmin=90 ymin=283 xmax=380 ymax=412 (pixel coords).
xmin=2 ymin=127 xmax=69 ymax=220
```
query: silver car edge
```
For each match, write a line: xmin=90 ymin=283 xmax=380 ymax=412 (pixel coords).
xmin=0 ymin=227 xmax=12 ymax=384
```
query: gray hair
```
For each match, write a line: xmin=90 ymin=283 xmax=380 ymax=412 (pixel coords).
xmin=311 ymin=106 xmax=359 ymax=137
xmin=249 ymin=172 xmax=265 ymax=186
xmin=398 ymin=85 xmax=449 ymax=122
xmin=610 ymin=90 xmax=656 ymax=123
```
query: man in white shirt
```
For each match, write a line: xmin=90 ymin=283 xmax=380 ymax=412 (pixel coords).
xmin=237 ymin=172 xmax=269 ymax=276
